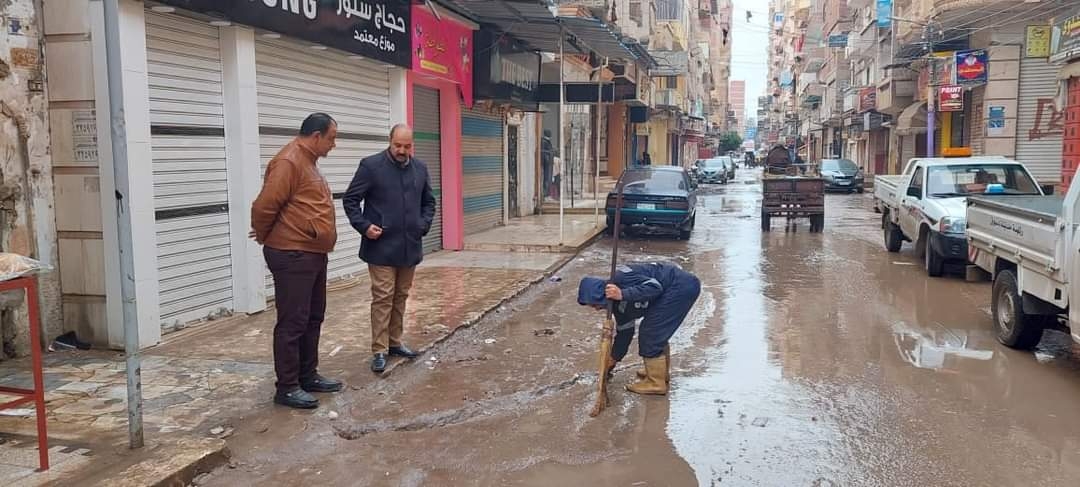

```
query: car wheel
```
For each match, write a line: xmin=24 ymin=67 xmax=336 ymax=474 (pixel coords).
xmin=925 ymin=240 xmax=945 ymax=277
xmin=884 ymin=220 xmax=903 ymax=253
xmin=992 ymin=270 xmax=1046 ymax=349
xmin=857 ymin=187 xmax=865 ymax=194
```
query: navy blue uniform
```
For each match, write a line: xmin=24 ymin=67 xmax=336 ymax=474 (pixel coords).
xmin=609 ymin=262 xmax=701 ymax=359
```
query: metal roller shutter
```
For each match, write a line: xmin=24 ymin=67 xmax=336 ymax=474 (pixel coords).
xmin=412 ymin=87 xmax=443 ymax=253
xmin=255 ymin=37 xmax=391 ymax=293
xmin=145 ymin=12 xmax=234 ymax=329
xmin=1017 ymin=57 xmax=1064 ymax=184
xmin=970 ymin=87 xmax=985 ymax=156
xmin=461 ymin=107 xmax=504 ymax=234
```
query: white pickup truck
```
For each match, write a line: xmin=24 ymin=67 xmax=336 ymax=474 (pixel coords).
xmin=967 ymin=180 xmax=1080 ymax=350
xmin=875 ymin=156 xmax=1047 ymax=277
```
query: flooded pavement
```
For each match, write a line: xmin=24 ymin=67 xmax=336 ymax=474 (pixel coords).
xmin=204 ymin=169 xmax=1080 ymax=486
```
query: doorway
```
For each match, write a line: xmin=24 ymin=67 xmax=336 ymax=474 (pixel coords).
xmin=507 ymin=125 xmax=519 ymax=218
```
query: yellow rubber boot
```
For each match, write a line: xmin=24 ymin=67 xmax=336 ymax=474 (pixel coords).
xmin=626 ymin=354 xmax=669 ymax=395
xmin=638 ymin=345 xmax=670 ymax=380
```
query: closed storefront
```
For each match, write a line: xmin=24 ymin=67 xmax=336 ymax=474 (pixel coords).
xmin=1016 ymin=57 xmax=1064 ymax=184
xmin=413 ymin=86 xmax=443 ymax=253
xmin=255 ymin=36 xmax=391 ymax=289
xmin=1063 ymin=77 xmax=1080 ymax=193
xmin=146 ymin=11 xmax=234 ymax=329
xmin=461 ymin=107 xmax=505 ymax=234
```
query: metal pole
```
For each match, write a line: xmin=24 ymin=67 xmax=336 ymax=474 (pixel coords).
xmin=927 ymin=47 xmax=936 ymax=157
xmin=559 ymin=27 xmax=566 ymax=245
xmin=102 ymin=0 xmax=144 ymax=449
xmin=595 ymin=58 xmax=607 ymax=227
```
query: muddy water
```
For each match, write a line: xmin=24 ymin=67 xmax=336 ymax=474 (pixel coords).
xmin=206 ymin=171 xmax=1080 ymax=486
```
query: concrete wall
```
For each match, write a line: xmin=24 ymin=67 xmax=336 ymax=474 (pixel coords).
xmin=1 ymin=0 xmax=62 ymax=357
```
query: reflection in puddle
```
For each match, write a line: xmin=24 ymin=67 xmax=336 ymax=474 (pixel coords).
xmin=892 ymin=323 xmax=994 ymax=370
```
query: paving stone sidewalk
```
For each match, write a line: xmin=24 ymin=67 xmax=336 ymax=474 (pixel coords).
xmin=0 ymin=250 xmax=570 ymax=486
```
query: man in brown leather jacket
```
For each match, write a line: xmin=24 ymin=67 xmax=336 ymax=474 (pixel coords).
xmin=251 ymin=113 xmax=343 ymax=409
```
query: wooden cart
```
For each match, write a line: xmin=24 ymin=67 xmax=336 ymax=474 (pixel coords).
xmin=761 ymin=145 xmax=825 ymax=232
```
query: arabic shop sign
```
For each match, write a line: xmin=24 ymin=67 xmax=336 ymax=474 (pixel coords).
xmin=473 ymin=29 xmax=540 ymax=107
xmin=156 ymin=0 xmax=412 ymax=68
xmin=412 ymin=5 xmax=474 ymax=106
xmin=955 ymin=49 xmax=989 ymax=85
xmin=1051 ymin=14 xmax=1080 ymax=62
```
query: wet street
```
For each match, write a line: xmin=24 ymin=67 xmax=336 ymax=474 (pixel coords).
xmin=204 ymin=169 xmax=1080 ymax=486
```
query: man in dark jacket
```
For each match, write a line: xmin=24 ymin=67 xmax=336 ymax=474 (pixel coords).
xmin=343 ymin=124 xmax=437 ymax=373
xmin=577 ymin=261 xmax=701 ymax=395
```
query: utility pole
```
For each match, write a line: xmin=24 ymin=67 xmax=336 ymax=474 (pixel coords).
xmin=102 ymin=0 xmax=144 ymax=449
xmin=925 ymin=22 xmax=936 ymax=158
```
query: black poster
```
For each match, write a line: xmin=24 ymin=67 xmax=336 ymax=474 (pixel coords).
xmin=157 ymin=0 xmax=412 ymax=68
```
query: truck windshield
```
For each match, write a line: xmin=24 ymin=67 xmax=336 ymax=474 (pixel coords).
xmin=926 ymin=165 xmax=1039 ymax=197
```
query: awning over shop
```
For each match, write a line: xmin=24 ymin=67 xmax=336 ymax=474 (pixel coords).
xmin=436 ymin=0 xmax=641 ymax=62
xmin=895 ymin=100 xmax=928 ymax=136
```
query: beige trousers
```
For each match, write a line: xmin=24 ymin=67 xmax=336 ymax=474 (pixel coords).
xmin=368 ymin=265 xmax=416 ymax=354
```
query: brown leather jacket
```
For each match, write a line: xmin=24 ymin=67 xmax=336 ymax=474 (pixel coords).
xmin=251 ymin=139 xmax=337 ymax=254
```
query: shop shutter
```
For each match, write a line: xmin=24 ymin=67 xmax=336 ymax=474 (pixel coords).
xmin=970 ymin=87 xmax=985 ymax=156
xmin=145 ymin=11 xmax=233 ymax=329
xmin=255 ymin=37 xmax=390 ymax=293
xmin=412 ymin=86 xmax=443 ymax=253
xmin=1062 ymin=77 xmax=1080 ymax=192
xmin=461 ymin=107 xmax=504 ymax=234
xmin=1017 ymin=57 xmax=1064 ymax=184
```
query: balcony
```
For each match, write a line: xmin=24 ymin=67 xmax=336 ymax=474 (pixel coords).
xmin=655 ymin=88 xmax=685 ymax=111
xmin=683 ymin=117 xmax=706 ymax=136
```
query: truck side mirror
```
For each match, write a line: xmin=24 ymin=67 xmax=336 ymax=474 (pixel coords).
xmin=906 ymin=186 xmax=921 ymax=199
xmin=1041 ymin=184 xmax=1055 ymax=195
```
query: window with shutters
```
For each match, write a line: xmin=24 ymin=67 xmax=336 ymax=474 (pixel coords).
xmin=656 ymin=0 xmax=681 ymax=21
xmin=629 ymin=0 xmax=642 ymax=25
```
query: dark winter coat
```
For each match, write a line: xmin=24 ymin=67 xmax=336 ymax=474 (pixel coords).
xmin=343 ymin=150 xmax=437 ymax=268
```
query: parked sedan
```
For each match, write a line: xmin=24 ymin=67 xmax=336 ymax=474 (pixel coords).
xmin=698 ymin=157 xmax=730 ymax=184
xmin=820 ymin=158 xmax=865 ymax=193
xmin=606 ymin=167 xmax=697 ymax=239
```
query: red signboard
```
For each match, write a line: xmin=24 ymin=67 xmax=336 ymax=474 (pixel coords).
xmin=938 ymin=84 xmax=964 ymax=112
xmin=858 ymin=87 xmax=876 ymax=112
xmin=412 ymin=5 xmax=474 ymax=106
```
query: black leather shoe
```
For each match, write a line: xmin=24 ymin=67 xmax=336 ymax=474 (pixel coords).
xmin=371 ymin=353 xmax=388 ymax=373
xmin=274 ymin=388 xmax=318 ymax=409
xmin=300 ymin=373 xmax=342 ymax=393
xmin=388 ymin=344 xmax=419 ymax=358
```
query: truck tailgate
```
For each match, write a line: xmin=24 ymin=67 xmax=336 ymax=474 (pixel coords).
xmin=966 ymin=196 xmax=1064 ymax=271
xmin=874 ymin=175 xmax=905 ymax=207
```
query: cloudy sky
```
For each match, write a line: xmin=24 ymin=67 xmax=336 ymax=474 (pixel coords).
xmin=729 ymin=0 xmax=771 ymax=121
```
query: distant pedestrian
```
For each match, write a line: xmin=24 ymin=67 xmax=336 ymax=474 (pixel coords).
xmin=251 ymin=112 xmax=343 ymax=409
xmin=641 ymin=151 xmax=652 ymax=166
xmin=344 ymin=124 xmax=437 ymax=373
xmin=541 ymin=130 xmax=554 ymax=200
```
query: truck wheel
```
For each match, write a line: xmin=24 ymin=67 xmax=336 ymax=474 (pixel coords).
xmin=761 ymin=211 xmax=771 ymax=232
xmin=925 ymin=242 xmax=945 ymax=277
xmin=884 ymin=222 xmax=903 ymax=253
xmin=992 ymin=270 xmax=1045 ymax=349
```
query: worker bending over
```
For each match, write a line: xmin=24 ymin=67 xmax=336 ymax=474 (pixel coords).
xmin=578 ymin=262 xmax=701 ymax=395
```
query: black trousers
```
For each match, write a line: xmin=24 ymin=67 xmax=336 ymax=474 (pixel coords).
xmin=264 ymin=247 xmax=328 ymax=393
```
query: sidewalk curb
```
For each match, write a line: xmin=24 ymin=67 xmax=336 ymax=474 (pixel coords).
xmin=380 ymin=249 xmax=586 ymax=377
xmin=85 ymin=437 xmax=229 ymax=487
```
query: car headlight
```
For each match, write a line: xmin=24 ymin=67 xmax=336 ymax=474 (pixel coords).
xmin=939 ymin=216 xmax=966 ymax=235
